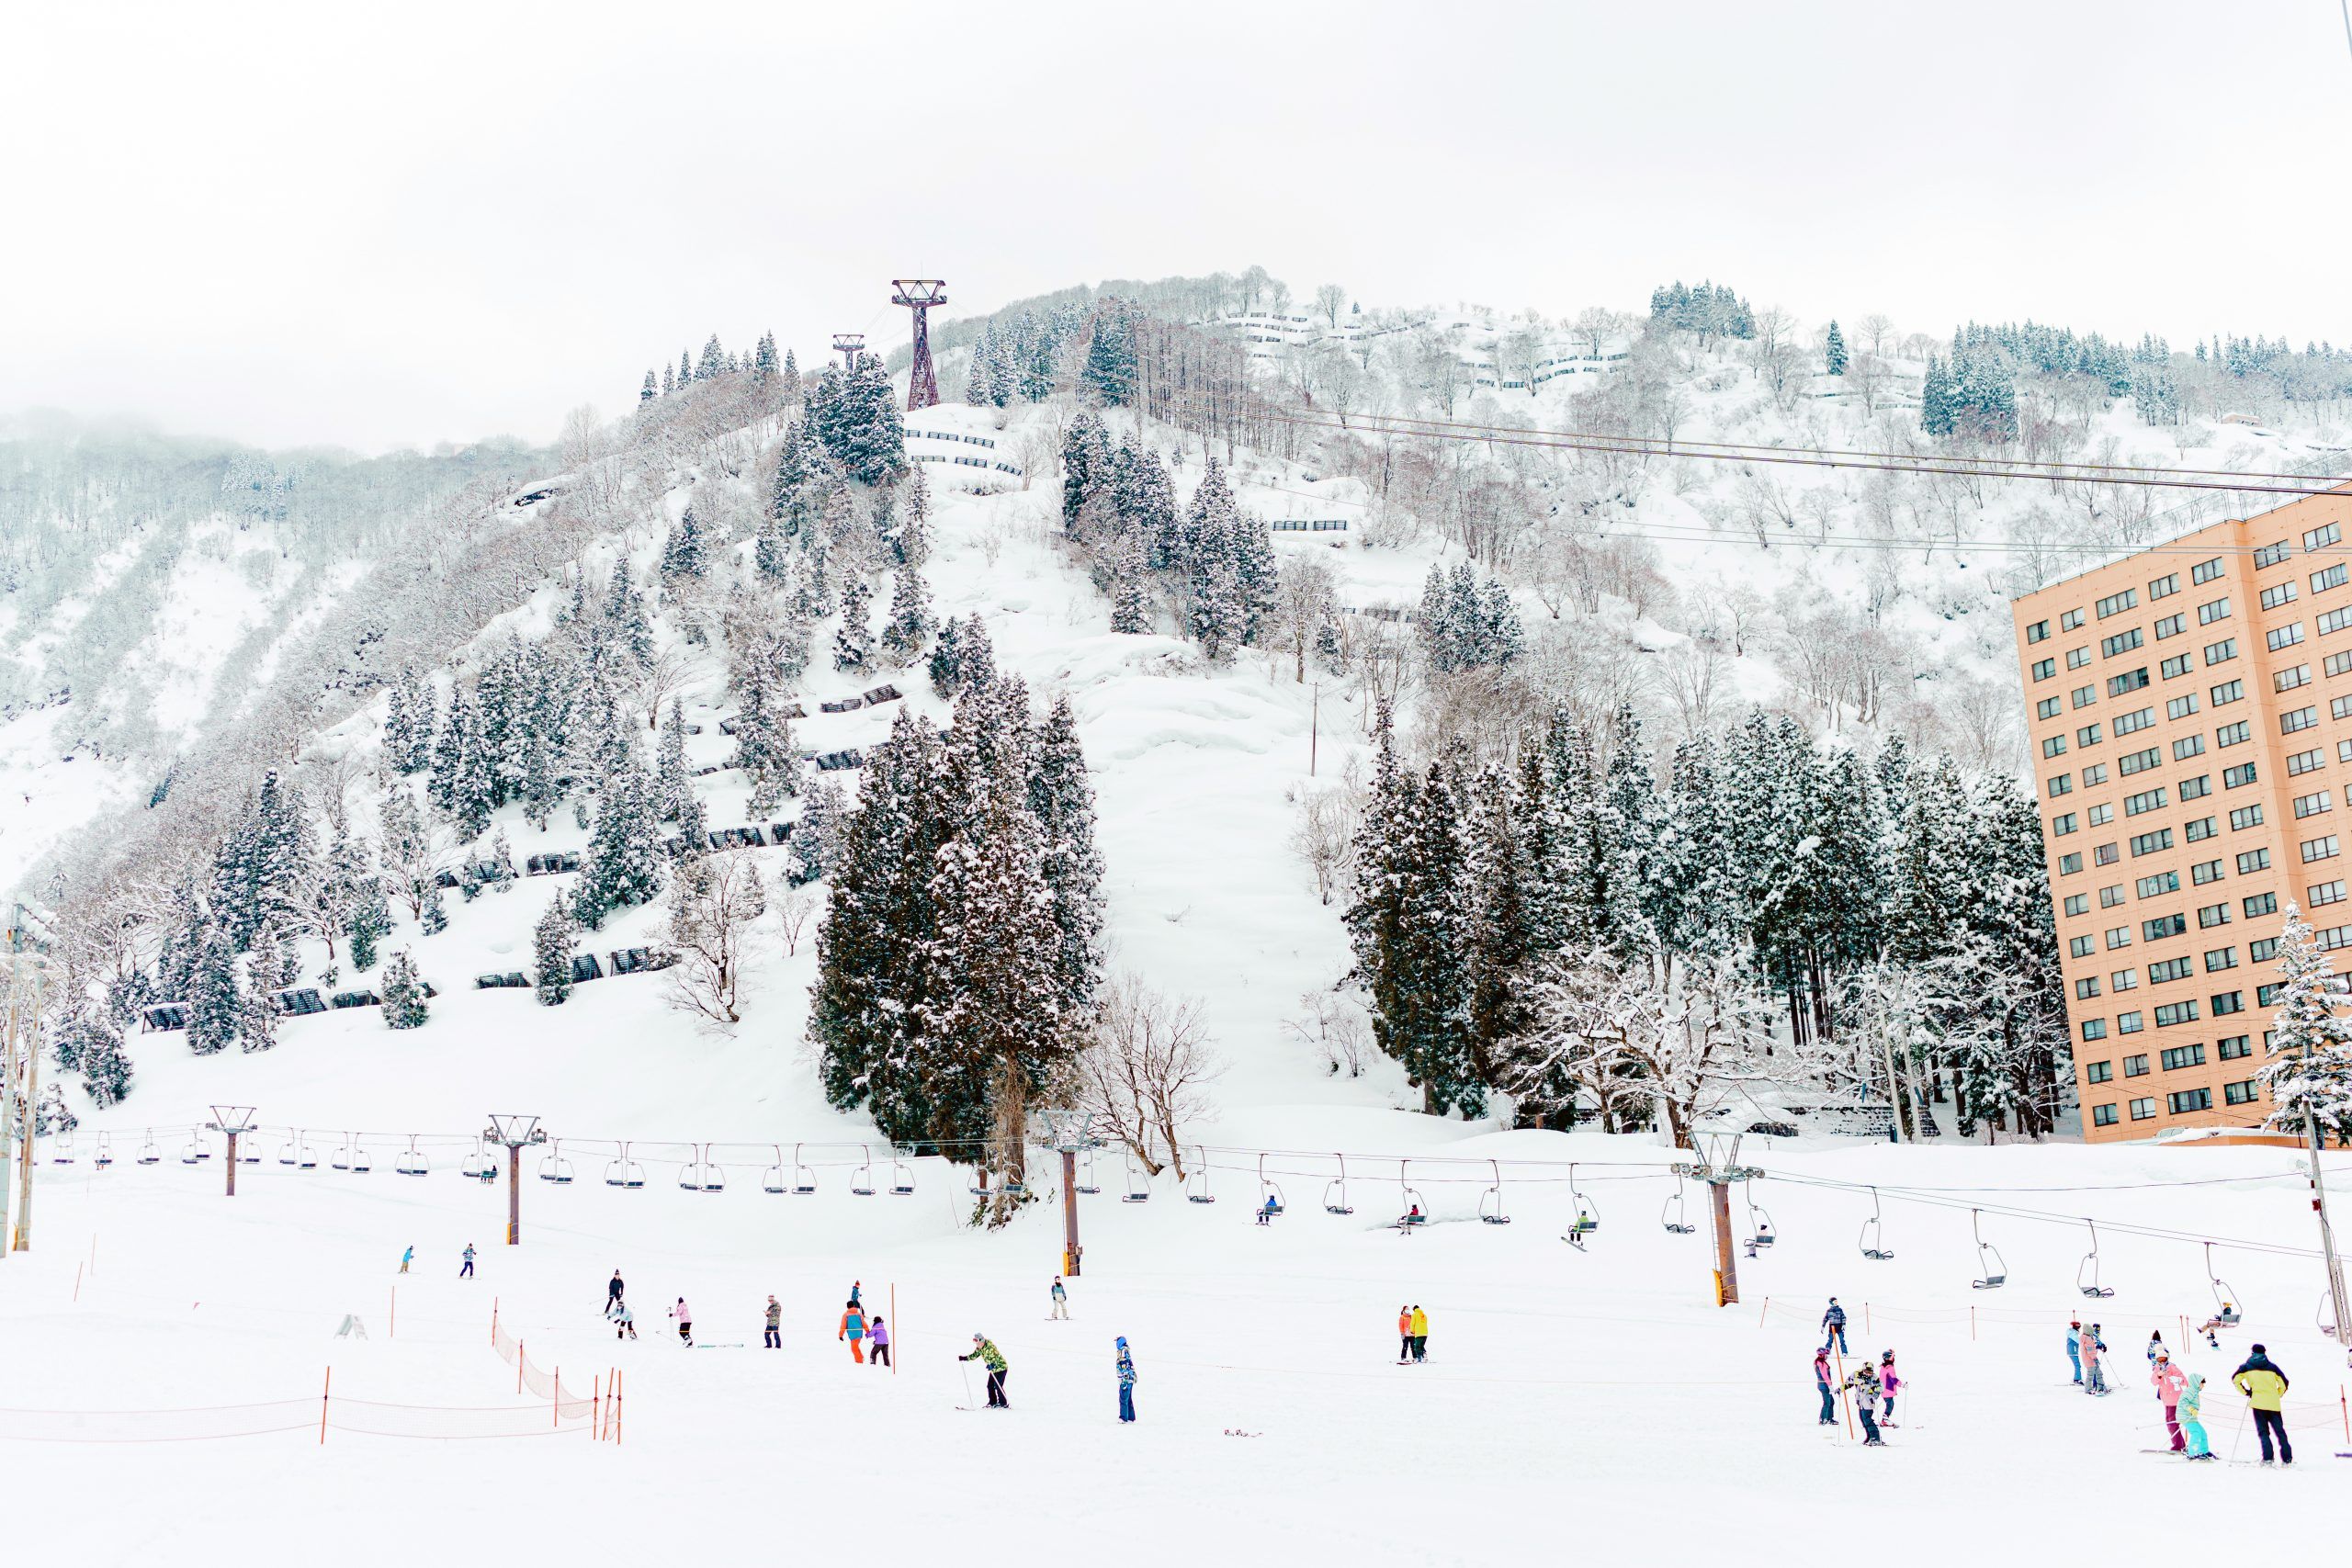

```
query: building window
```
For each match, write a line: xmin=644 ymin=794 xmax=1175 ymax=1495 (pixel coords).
xmin=2278 ymin=663 xmax=2314 ymax=693
xmin=2161 ymin=1043 xmax=2206 ymax=1071
xmin=2026 ymin=618 xmax=2051 ymax=643
xmin=2322 ymin=607 xmax=2352 ymax=637
xmin=2296 ymin=791 xmax=2335 ymax=819
xmin=2199 ymin=598 xmax=2232 ymax=626
xmin=2166 ymin=694 xmax=2200 ymax=720
xmin=2244 ymin=891 xmax=2278 ymax=917
xmin=2069 ymin=934 xmax=2096 ymax=957
xmin=2151 ymin=572 xmax=2182 ymax=600
xmin=2216 ymin=722 xmax=2251 ymax=749
xmin=2119 ymin=746 xmax=2161 ymax=776
xmin=2211 ymin=680 xmax=2245 ymax=705
xmin=2282 ymin=705 xmax=2320 ymax=733
xmin=2204 ymin=946 xmax=2237 ymax=971
xmin=2109 ymin=669 xmax=2150 ymax=698
xmin=2174 ymin=734 xmax=2206 ymax=761
xmin=2256 ymin=542 xmax=2292 ymax=569
xmin=2033 ymin=657 xmax=2058 ymax=681
xmin=2110 ymin=968 xmax=2139 ymax=992
xmin=2316 ymin=880 xmax=2352 ymax=907
xmin=2079 ymin=724 xmax=2104 ymax=747
xmin=2229 ymin=806 xmax=2265 ymax=830
xmin=2163 ymin=653 xmax=2194 ymax=680
xmin=2093 ymin=1103 xmax=2120 ymax=1126
xmin=2051 ymin=813 xmax=2078 ymax=837
xmin=2069 ymin=647 xmax=2093 ymax=671
xmin=2212 ymin=990 xmax=2245 ymax=1016
xmin=2135 ymin=871 xmax=2179 ymax=899
xmin=2307 ymin=523 xmax=2343 ymax=552
xmin=2153 ymin=1000 xmax=2199 ymax=1027
xmin=2289 ymin=747 xmax=2326 ymax=775
xmin=2096 ymin=589 xmax=2139 ymax=618
xmin=2218 ymin=1034 xmax=2251 ymax=1060
xmin=2086 ymin=1061 xmax=2113 ymax=1084
xmin=2060 ymin=852 xmax=2083 ymax=874
xmin=2154 ymin=613 xmax=2186 ymax=640
xmin=2124 ymin=789 xmax=2166 ymax=818
xmin=2075 ymin=977 xmax=2101 ymax=1000
xmin=2269 ymin=624 xmax=2308 ymax=652
xmin=2147 ymin=956 xmax=2195 ymax=984
xmin=2180 ymin=775 xmax=2211 ymax=801
xmin=2260 ymin=581 xmax=2300 ymax=611
xmin=2197 ymin=902 xmax=2231 ymax=928
xmin=2105 ymin=926 xmax=2132 ymax=950
xmin=2302 ymin=834 xmax=2340 ymax=863
xmin=2257 ymin=981 xmax=2285 ymax=1006
xmin=2064 ymin=893 xmax=2088 ymax=917
xmin=2192 ymin=859 xmax=2225 ymax=886
xmin=2204 ymin=637 xmax=2237 ymax=665
xmin=2167 ymin=1088 xmax=2213 ymax=1115
xmin=2114 ymin=707 xmax=2155 ymax=736
xmin=2237 ymin=849 xmax=2271 ymax=874
xmin=2073 ymin=683 xmax=2098 ymax=708
xmin=2328 ymin=651 xmax=2352 ymax=677
xmin=2223 ymin=762 xmax=2258 ymax=789
xmin=2130 ymin=1098 xmax=2157 ymax=1121
xmin=2047 ymin=774 xmax=2074 ymax=799
xmin=2095 ymin=842 xmax=2121 ymax=866
xmin=2081 ymin=1019 xmax=2109 ymax=1042
xmin=2118 ymin=1011 xmax=2145 ymax=1034
xmin=2122 ymin=1054 xmax=2150 ymax=1077
xmin=2185 ymin=816 xmax=2216 ymax=841
xmin=2223 ymin=1079 xmax=2258 ymax=1106
xmin=2042 ymin=735 xmax=2068 ymax=760
xmin=2062 ymin=608 xmax=2086 ymax=630
xmin=2130 ymin=829 xmax=2174 ymax=857
xmin=2192 ymin=557 xmax=2227 ymax=585
xmin=2315 ymin=564 xmax=2349 ymax=594
xmin=2101 ymin=883 xmax=2127 ymax=908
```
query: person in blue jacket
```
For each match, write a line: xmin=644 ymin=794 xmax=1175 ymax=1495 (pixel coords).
xmin=2065 ymin=1318 xmax=2083 ymax=1385
xmin=1115 ymin=1337 xmax=1138 ymax=1423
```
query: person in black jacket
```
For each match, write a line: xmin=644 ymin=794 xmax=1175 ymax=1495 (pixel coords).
xmin=2232 ymin=1346 xmax=2292 ymax=1465
xmin=1822 ymin=1298 xmax=1849 ymax=1354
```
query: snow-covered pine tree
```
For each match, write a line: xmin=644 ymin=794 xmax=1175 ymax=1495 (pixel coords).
xmin=696 ymin=334 xmax=726 ymax=381
xmin=1060 ymin=412 xmax=1111 ymax=536
xmin=451 ymin=706 xmax=497 ymax=841
xmin=926 ymin=615 xmax=965 ymax=697
xmin=1824 ymin=320 xmax=1849 ymax=376
xmin=788 ymin=776 xmax=846 ymax=886
xmin=186 ymin=922 xmax=241 ymax=1055
xmin=604 ymin=555 xmax=654 ymax=665
xmin=641 ymin=369 xmax=658 ymax=402
xmin=1182 ymin=457 xmax=1240 ymax=583
xmin=348 ymin=874 xmax=390 ymax=972
xmin=1028 ymin=694 xmax=1106 ymax=1018
xmin=379 ymin=948 xmax=428 ymax=1029
xmin=890 ymin=463 xmax=931 ymax=569
xmin=821 ymin=354 xmax=908 ymax=485
xmin=237 ymin=954 xmax=279 ymax=1053
xmin=1190 ymin=555 xmax=1247 ymax=663
xmin=661 ymin=505 xmax=708 ymax=581
xmin=1919 ymin=355 xmax=1954 ymax=435
xmin=77 ymin=1012 xmax=134 ymax=1107
xmin=752 ymin=331 xmax=779 ymax=382
xmin=879 ymin=565 xmax=933 ymax=663
xmin=574 ymin=761 xmax=663 ymax=928
xmin=834 ymin=573 xmax=874 ymax=671
xmin=733 ymin=634 xmax=805 ymax=815
xmin=431 ymin=687 xmax=473 ymax=815
xmin=2258 ymin=901 xmax=2352 ymax=1144
xmin=662 ymin=363 xmax=676 ymax=397
xmin=657 ymin=699 xmax=693 ymax=822
xmin=1462 ymin=765 xmax=1534 ymax=1096
xmin=1108 ymin=530 xmax=1152 ymax=634
xmin=986 ymin=326 xmax=1019 ymax=406
xmin=1079 ymin=300 xmax=1138 ymax=406
xmin=964 ymin=329 xmax=995 ymax=405
xmin=534 ymin=896 xmax=576 ymax=1006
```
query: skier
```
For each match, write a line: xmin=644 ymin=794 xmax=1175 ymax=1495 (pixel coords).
xmin=868 ymin=1315 xmax=890 ymax=1368
xmin=670 ymin=1297 xmax=694 ymax=1348
xmin=1844 ymin=1360 xmax=1885 ymax=1446
xmin=1397 ymin=1306 xmax=1414 ymax=1365
xmin=1115 ymin=1336 xmax=1137 ymax=1423
xmin=2231 ymin=1344 xmax=2292 ymax=1465
xmin=612 ymin=1300 xmax=637 ymax=1340
xmin=459 ymin=1243 xmax=476 ymax=1279
xmin=2065 ymin=1318 xmax=2083 ymax=1385
xmin=764 ymin=1295 xmax=782 ymax=1349
xmin=2150 ymin=1347 xmax=2186 ymax=1453
xmin=607 ymin=1270 xmax=626 ymax=1311
xmin=2145 ymin=1329 xmax=2166 ymax=1364
xmin=399 ymin=1245 xmax=413 ymax=1275
xmin=2177 ymin=1367 xmax=2214 ymax=1461
xmin=2081 ymin=1323 xmax=2109 ymax=1395
xmin=1050 ymin=1277 xmax=1069 ymax=1320
xmin=1257 ymin=1192 xmax=1279 ymax=1224
xmin=848 ymin=1280 xmax=863 ymax=1308
xmin=1814 ymin=1345 xmax=1837 ymax=1425
xmin=1409 ymin=1304 xmax=1430 ymax=1363
xmin=1877 ymin=1350 xmax=1900 ymax=1427
xmin=1822 ymin=1297 xmax=1849 ymax=1354
xmin=840 ymin=1300 xmax=868 ymax=1362
xmin=961 ymin=1333 xmax=1009 ymax=1408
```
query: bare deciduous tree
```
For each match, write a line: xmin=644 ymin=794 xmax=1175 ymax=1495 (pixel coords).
xmin=1272 ymin=556 xmax=1338 ymax=682
xmin=1282 ymin=988 xmax=1370 ymax=1078
xmin=632 ymin=646 xmax=693 ymax=730
xmin=1075 ymin=971 xmax=1222 ymax=1179
xmin=663 ymin=850 xmax=767 ymax=1026
xmin=775 ymin=890 xmax=815 ymax=957
xmin=1287 ymin=781 xmax=1360 ymax=906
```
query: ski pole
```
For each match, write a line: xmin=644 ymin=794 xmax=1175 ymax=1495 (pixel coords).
xmin=960 ymin=1360 xmax=975 ymax=1408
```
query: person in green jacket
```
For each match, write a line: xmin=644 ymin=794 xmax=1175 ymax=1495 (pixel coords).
xmin=961 ymin=1333 xmax=1010 ymax=1408
xmin=2177 ymin=1368 xmax=2214 ymax=1461
xmin=2232 ymin=1345 xmax=2292 ymax=1464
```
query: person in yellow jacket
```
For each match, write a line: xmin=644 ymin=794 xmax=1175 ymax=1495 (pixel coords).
xmin=1408 ymin=1304 xmax=1429 ymax=1363
xmin=2231 ymin=1344 xmax=2292 ymax=1464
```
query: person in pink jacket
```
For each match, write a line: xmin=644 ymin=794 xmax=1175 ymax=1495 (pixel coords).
xmin=1877 ymin=1350 xmax=1902 ymax=1427
xmin=2150 ymin=1348 xmax=2187 ymax=1452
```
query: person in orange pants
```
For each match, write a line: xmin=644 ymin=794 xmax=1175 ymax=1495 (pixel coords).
xmin=840 ymin=1299 xmax=868 ymax=1362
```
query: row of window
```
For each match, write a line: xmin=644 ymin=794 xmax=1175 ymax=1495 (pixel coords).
xmin=2027 ymin=530 xmax=2348 ymax=650
xmin=2087 ymin=1084 xmax=2248 ymax=1126
xmin=2082 ymin=1036 xmax=2256 ymax=1084
xmin=2078 ymin=989 xmax=2266 ymax=1041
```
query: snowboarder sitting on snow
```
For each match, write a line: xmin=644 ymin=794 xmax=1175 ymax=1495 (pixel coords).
xmin=1822 ymin=1298 xmax=1848 ymax=1353
xmin=961 ymin=1334 xmax=1009 ymax=1407
xmin=764 ymin=1295 xmax=782 ymax=1349
xmin=1814 ymin=1346 xmax=1837 ymax=1425
xmin=1115 ymin=1336 xmax=1137 ymax=1423
xmin=459 ymin=1243 xmax=476 ymax=1279
xmin=841 ymin=1301 xmax=868 ymax=1362
xmin=671 ymin=1297 xmax=694 ymax=1347
xmin=1877 ymin=1350 xmax=1900 ymax=1427
xmin=1843 ymin=1361 xmax=1885 ymax=1446
xmin=868 ymin=1316 xmax=890 ymax=1367
xmin=612 ymin=1301 xmax=637 ymax=1340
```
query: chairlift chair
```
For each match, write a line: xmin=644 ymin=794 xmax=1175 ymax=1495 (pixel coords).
xmin=296 ymin=1134 xmax=319 ymax=1170
xmin=698 ymin=1156 xmax=726 ymax=1194
xmin=1744 ymin=1188 xmax=1775 ymax=1249
xmin=1186 ymin=1145 xmax=1216 ymax=1205
xmin=2076 ymin=1219 xmax=2114 ymax=1298
xmin=192 ymin=1123 xmax=212 ymax=1160
xmin=331 ymin=1136 xmax=354 ymax=1173
xmin=851 ymin=1146 xmax=876 ymax=1197
xmin=348 ymin=1136 xmax=372 ymax=1174
xmin=94 ymin=1132 xmax=114 ymax=1168
xmin=1970 ymin=1208 xmax=2007 ymax=1290
xmin=1323 ymin=1153 xmax=1354 ymax=1216
xmin=1662 ymin=1170 xmax=1697 ymax=1235
xmin=396 ymin=1137 xmax=430 ymax=1178
xmin=603 ymin=1142 xmax=645 ymax=1189
xmin=2203 ymin=1243 xmax=2242 ymax=1325
xmin=180 ymin=1130 xmax=203 ymax=1166
xmin=277 ymin=1133 xmax=300 ymax=1167
xmin=1121 ymin=1150 xmax=1150 ymax=1204
xmin=461 ymin=1139 xmax=495 ymax=1182
xmin=51 ymin=1131 xmax=74 ymax=1165
xmin=1479 ymin=1158 xmax=1511 ymax=1226
xmin=1859 ymin=1186 xmax=1894 ymax=1260
xmin=136 ymin=1131 xmax=161 ymax=1167
xmin=761 ymin=1145 xmax=787 ymax=1195
xmin=792 ymin=1143 xmax=818 ymax=1195
xmin=237 ymin=1134 xmax=260 ymax=1164
xmin=1256 ymin=1154 xmax=1285 ymax=1219
xmin=676 ymin=1146 xmax=706 ymax=1191
xmin=537 ymin=1141 xmax=575 ymax=1185
xmin=1567 ymin=1165 xmax=1600 ymax=1236
xmin=1075 ymin=1147 xmax=1100 ymax=1196
xmin=889 ymin=1156 xmax=916 ymax=1196
xmin=1396 ymin=1161 xmax=1427 ymax=1228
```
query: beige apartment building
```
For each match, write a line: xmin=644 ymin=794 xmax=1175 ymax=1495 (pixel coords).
xmin=2012 ymin=488 xmax=2352 ymax=1143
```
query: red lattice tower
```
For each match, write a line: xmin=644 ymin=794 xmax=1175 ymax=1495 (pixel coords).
xmin=891 ymin=279 xmax=947 ymax=410
xmin=831 ymin=333 xmax=865 ymax=375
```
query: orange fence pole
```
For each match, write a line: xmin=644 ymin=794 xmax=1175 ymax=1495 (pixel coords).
xmin=891 ymin=1283 xmax=899 ymax=1376
xmin=616 ymin=1368 xmax=623 ymax=1446
xmin=1757 ymin=1295 xmax=1769 ymax=1329
xmin=517 ymin=1340 xmax=526 ymax=1394
xmin=553 ymin=1367 xmax=560 ymax=1428
xmin=1832 ymin=1345 xmax=1854 ymax=1438
xmin=319 ymin=1366 xmax=331 ymax=1445
xmin=1863 ymin=1302 xmax=1871 ymax=1336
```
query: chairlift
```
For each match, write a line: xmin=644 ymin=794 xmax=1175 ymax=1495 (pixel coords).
xmin=136 ymin=1131 xmax=161 ymax=1167
xmin=1859 ymin=1186 xmax=1894 ymax=1260
xmin=1256 ymin=1154 xmax=1285 ymax=1220
xmin=698 ymin=1155 xmax=726 ymax=1194
xmin=792 ymin=1143 xmax=818 ymax=1195
xmin=51 ymin=1131 xmax=74 ymax=1165
xmin=1075 ymin=1147 xmax=1100 ymax=1196
xmin=94 ymin=1132 xmax=114 ymax=1168
xmin=603 ymin=1142 xmax=645 ymax=1189
xmin=2076 ymin=1219 xmax=2114 ymax=1298
xmin=396 ymin=1137 xmax=430 ymax=1178
xmin=1323 ymin=1153 xmax=1354 ymax=1216
xmin=296 ymin=1133 xmax=319 ymax=1170
xmin=676 ymin=1146 xmax=706 ymax=1191
xmin=1661 ymin=1169 xmax=1697 ymax=1235
xmin=851 ymin=1145 xmax=876 ymax=1197
xmin=2317 ymin=1291 xmax=2338 ymax=1339
xmin=1744 ymin=1187 xmax=1776 ymax=1250
xmin=537 ymin=1140 xmax=575 ymax=1185
xmin=1186 ymin=1145 xmax=1216 ymax=1205
xmin=277 ymin=1133 xmax=300 ymax=1167
xmin=1567 ymin=1164 xmax=1600 ymax=1237
xmin=2203 ymin=1242 xmax=2242 ymax=1326
xmin=461 ymin=1139 xmax=495 ymax=1182
xmin=889 ymin=1155 xmax=916 ymax=1196
xmin=191 ymin=1123 xmax=212 ymax=1160
xmin=237 ymin=1134 xmax=260 ymax=1165
xmin=179 ymin=1129 xmax=203 ymax=1166
xmin=761 ymin=1145 xmax=787 ymax=1194
xmin=1479 ymin=1158 xmax=1511 ymax=1226
xmin=1970 ymin=1207 xmax=2007 ymax=1290
xmin=1121 ymin=1149 xmax=1150 ymax=1204
xmin=1396 ymin=1160 xmax=1426 ymax=1229
xmin=336 ymin=1134 xmax=372 ymax=1175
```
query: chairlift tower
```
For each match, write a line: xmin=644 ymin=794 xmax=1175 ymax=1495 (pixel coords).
xmin=1036 ymin=1108 xmax=1102 ymax=1277
xmin=207 ymin=1105 xmax=257 ymax=1197
xmin=1674 ymin=1137 xmax=1765 ymax=1306
xmin=831 ymin=333 xmax=865 ymax=376
xmin=890 ymin=279 xmax=947 ymax=411
xmin=484 ymin=1114 xmax=548 ymax=1246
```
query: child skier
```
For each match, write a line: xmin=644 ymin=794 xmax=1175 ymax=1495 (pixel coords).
xmin=2145 ymin=1329 xmax=2166 ymax=1364
xmin=961 ymin=1333 xmax=1009 ymax=1407
xmin=868 ymin=1316 xmax=890 ymax=1368
xmin=1050 ymin=1277 xmax=1069 ymax=1320
xmin=2065 ymin=1318 xmax=2083 ymax=1385
xmin=840 ymin=1300 xmax=868 ymax=1362
xmin=670 ymin=1297 xmax=694 ymax=1347
xmin=1814 ymin=1346 xmax=1838 ymax=1425
xmin=1877 ymin=1350 xmax=1900 ymax=1427
xmin=1844 ymin=1360 xmax=1885 ymax=1446
xmin=764 ymin=1295 xmax=782 ymax=1349
xmin=2150 ymin=1347 xmax=2186 ymax=1452
xmin=1115 ymin=1336 xmax=1137 ymax=1423
xmin=2177 ymin=1367 xmax=2213 ymax=1460
xmin=400 ymin=1245 xmax=413 ymax=1275
xmin=612 ymin=1300 xmax=637 ymax=1340
xmin=2081 ymin=1324 xmax=2108 ymax=1395
xmin=459 ymin=1243 xmax=476 ymax=1279
xmin=1821 ymin=1298 xmax=1849 ymax=1353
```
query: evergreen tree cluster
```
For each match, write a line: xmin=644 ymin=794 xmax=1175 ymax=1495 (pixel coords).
xmin=963 ymin=303 xmax=1091 ymax=407
xmin=813 ymin=647 xmax=1106 ymax=1175
xmin=1416 ymin=561 xmax=1524 ymax=673
xmin=1646 ymin=280 xmax=1755 ymax=343
xmin=1823 ymin=320 xmax=1849 ymax=377
xmin=1920 ymin=338 xmax=2019 ymax=442
xmin=804 ymin=354 xmax=907 ymax=485
xmin=1345 ymin=705 xmax=2067 ymax=1132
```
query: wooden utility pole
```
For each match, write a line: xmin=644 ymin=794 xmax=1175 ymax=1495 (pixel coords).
xmin=1060 ymin=1147 xmax=1080 ymax=1277
xmin=1036 ymin=1109 xmax=1099 ymax=1278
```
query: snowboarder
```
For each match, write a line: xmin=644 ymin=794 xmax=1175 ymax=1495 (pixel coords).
xmin=607 ymin=1270 xmax=625 ymax=1311
xmin=1050 ymin=1277 xmax=1069 ymax=1320
xmin=459 ymin=1244 xmax=476 ymax=1279
xmin=2177 ymin=1368 xmax=2213 ymax=1460
xmin=1877 ymin=1350 xmax=1900 ymax=1427
xmin=841 ymin=1300 xmax=867 ymax=1362
xmin=1814 ymin=1346 xmax=1837 ymax=1425
xmin=399 ymin=1245 xmax=413 ymax=1275
xmin=961 ymin=1333 xmax=1009 ymax=1407
xmin=764 ymin=1295 xmax=782 ymax=1349
xmin=1115 ymin=1336 xmax=1137 ymax=1423
xmin=1409 ymin=1304 xmax=1429 ymax=1362
xmin=2150 ymin=1348 xmax=2186 ymax=1452
xmin=1844 ymin=1361 xmax=1885 ymax=1446
xmin=1397 ymin=1306 xmax=1413 ymax=1365
xmin=612 ymin=1300 xmax=637 ymax=1340
xmin=2232 ymin=1344 xmax=2291 ymax=1465
xmin=1822 ymin=1298 xmax=1849 ymax=1354
xmin=2065 ymin=1318 xmax=2083 ymax=1385
xmin=868 ymin=1316 xmax=890 ymax=1368
xmin=671 ymin=1297 xmax=694 ymax=1347
xmin=2081 ymin=1324 xmax=2109 ymax=1395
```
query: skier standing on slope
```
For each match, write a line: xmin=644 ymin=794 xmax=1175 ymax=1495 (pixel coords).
xmin=670 ymin=1297 xmax=694 ymax=1347
xmin=961 ymin=1334 xmax=1009 ymax=1408
xmin=1844 ymin=1360 xmax=1885 ymax=1446
xmin=2081 ymin=1324 xmax=2109 ymax=1395
xmin=868 ymin=1316 xmax=890 ymax=1368
xmin=2146 ymin=1329 xmax=2166 ymax=1364
xmin=1877 ymin=1350 xmax=1901 ymax=1427
xmin=607 ymin=1270 xmax=626 ymax=1312
xmin=1050 ymin=1277 xmax=1069 ymax=1320
xmin=1115 ymin=1337 xmax=1137 ymax=1423
xmin=612 ymin=1300 xmax=637 ymax=1340
xmin=2232 ymin=1345 xmax=2292 ymax=1465
xmin=459 ymin=1243 xmax=476 ymax=1279
xmin=1409 ymin=1304 xmax=1429 ymax=1363
xmin=2065 ymin=1318 xmax=2083 ymax=1385
xmin=2150 ymin=1348 xmax=2186 ymax=1452
xmin=1822 ymin=1298 xmax=1849 ymax=1353
xmin=848 ymin=1280 xmax=862 ymax=1308
xmin=400 ymin=1245 xmax=413 ymax=1275
xmin=2177 ymin=1368 xmax=2213 ymax=1461
xmin=1814 ymin=1346 xmax=1838 ymax=1425
xmin=840 ymin=1299 xmax=868 ymax=1362
xmin=764 ymin=1295 xmax=782 ymax=1349
xmin=1397 ymin=1306 xmax=1413 ymax=1365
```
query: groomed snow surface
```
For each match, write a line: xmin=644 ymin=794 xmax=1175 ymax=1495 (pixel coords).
xmin=4 ymin=1135 xmax=2347 ymax=1565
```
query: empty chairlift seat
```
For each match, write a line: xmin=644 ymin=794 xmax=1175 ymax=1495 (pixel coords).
xmin=707 ymin=825 xmax=770 ymax=851
xmin=330 ymin=990 xmax=380 ymax=1010
xmin=820 ymin=695 xmax=865 ymax=714
xmin=525 ymin=851 xmax=582 ymax=875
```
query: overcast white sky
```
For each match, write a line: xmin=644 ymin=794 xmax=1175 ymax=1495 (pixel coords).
xmin=4 ymin=1 xmax=2347 ymax=453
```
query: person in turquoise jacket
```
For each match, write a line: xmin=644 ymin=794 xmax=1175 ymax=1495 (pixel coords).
xmin=840 ymin=1301 xmax=868 ymax=1363
xmin=1115 ymin=1336 xmax=1137 ymax=1423
xmin=2177 ymin=1368 xmax=2214 ymax=1460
